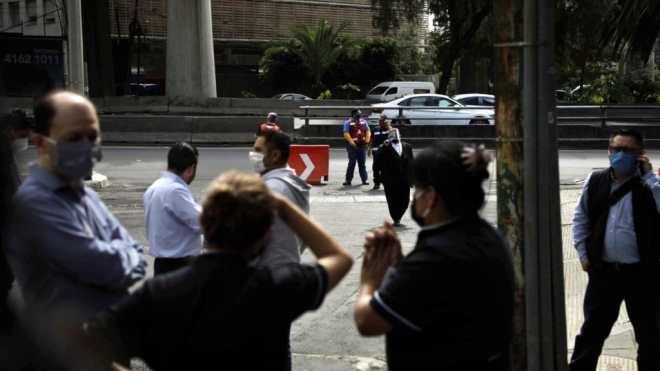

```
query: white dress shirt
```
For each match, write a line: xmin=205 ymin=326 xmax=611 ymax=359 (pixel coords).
xmin=144 ymin=171 xmax=202 ymax=258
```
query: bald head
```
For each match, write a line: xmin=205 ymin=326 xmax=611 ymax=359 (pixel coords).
xmin=34 ymin=91 xmax=99 ymax=140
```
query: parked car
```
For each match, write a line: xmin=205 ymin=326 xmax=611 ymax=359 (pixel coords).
xmin=369 ymin=94 xmax=494 ymax=125
xmin=272 ymin=93 xmax=312 ymax=100
xmin=452 ymin=93 xmax=495 ymax=107
xmin=366 ymin=81 xmax=435 ymax=102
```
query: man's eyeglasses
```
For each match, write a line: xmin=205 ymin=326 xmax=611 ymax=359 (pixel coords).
xmin=609 ymin=146 xmax=641 ymax=155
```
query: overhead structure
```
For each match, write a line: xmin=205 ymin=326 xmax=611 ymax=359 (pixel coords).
xmin=66 ymin=0 xmax=85 ymax=94
xmin=166 ymin=0 xmax=217 ymax=98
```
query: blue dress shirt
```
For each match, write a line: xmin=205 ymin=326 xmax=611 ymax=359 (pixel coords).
xmin=7 ymin=165 xmax=146 ymax=316
xmin=573 ymin=170 xmax=660 ymax=263
xmin=143 ymin=171 xmax=202 ymax=258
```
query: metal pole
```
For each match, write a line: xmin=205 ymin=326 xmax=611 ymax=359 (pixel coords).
xmin=65 ymin=0 xmax=84 ymax=94
xmin=523 ymin=0 xmax=567 ymax=368
xmin=493 ymin=0 xmax=525 ymax=367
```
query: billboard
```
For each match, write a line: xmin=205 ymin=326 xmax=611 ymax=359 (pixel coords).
xmin=0 ymin=34 xmax=65 ymax=96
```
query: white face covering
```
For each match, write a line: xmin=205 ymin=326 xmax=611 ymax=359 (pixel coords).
xmin=248 ymin=151 xmax=266 ymax=173
xmin=11 ymin=137 xmax=28 ymax=153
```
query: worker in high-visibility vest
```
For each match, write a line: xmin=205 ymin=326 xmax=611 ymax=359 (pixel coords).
xmin=257 ymin=112 xmax=281 ymax=135
xmin=342 ymin=109 xmax=371 ymax=186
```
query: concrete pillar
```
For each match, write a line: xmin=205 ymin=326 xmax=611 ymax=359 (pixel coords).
xmin=166 ymin=0 xmax=217 ymax=98
xmin=66 ymin=0 xmax=84 ymax=94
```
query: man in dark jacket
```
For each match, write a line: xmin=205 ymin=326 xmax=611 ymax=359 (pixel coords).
xmin=570 ymin=128 xmax=660 ymax=371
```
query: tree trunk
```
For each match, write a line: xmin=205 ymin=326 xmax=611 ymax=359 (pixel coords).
xmin=494 ymin=0 xmax=526 ymax=369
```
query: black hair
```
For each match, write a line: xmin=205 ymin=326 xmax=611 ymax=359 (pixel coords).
xmin=167 ymin=142 xmax=199 ymax=174
xmin=351 ymin=109 xmax=361 ymax=117
xmin=260 ymin=130 xmax=291 ymax=164
xmin=33 ymin=94 xmax=57 ymax=135
xmin=412 ymin=141 xmax=490 ymax=216
xmin=609 ymin=128 xmax=644 ymax=149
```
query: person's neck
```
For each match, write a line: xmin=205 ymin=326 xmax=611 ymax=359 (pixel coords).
xmin=39 ymin=157 xmax=83 ymax=189
xmin=261 ymin=164 xmax=286 ymax=176
xmin=612 ymin=169 xmax=635 ymax=182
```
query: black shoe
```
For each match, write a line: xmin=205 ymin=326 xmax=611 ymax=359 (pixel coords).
xmin=342 ymin=181 xmax=351 ymax=186
xmin=371 ymin=183 xmax=380 ymax=190
xmin=362 ymin=181 xmax=370 ymax=186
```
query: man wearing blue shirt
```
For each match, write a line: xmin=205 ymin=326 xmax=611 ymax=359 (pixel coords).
xmin=7 ymin=91 xmax=146 ymax=369
xmin=570 ymin=129 xmax=660 ymax=371
xmin=343 ymin=109 xmax=371 ymax=186
xmin=144 ymin=142 xmax=202 ymax=275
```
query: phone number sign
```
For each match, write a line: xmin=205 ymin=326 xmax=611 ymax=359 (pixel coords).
xmin=0 ymin=35 xmax=64 ymax=96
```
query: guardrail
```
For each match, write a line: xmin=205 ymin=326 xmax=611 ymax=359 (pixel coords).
xmin=298 ymin=104 xmax=660 ymax=127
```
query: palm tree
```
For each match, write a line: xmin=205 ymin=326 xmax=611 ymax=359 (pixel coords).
xmin=290 ymin=20 xmax=346 ymax=92
xmin=601 ymin=0 xmax=660 ymax=61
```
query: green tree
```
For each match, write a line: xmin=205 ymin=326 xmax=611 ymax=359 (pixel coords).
xmin=290 ymin=20 xmax=347 ymax=92
xmin=371 ymin=0 xmax=491 ymax=94
xmin=259 ymin=44 xmax=307 ymax=94
xmin=602 ymin=0 xmax=660 ymax=62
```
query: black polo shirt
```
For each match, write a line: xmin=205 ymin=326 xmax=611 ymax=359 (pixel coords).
xmin=370 ymin=215 xmax=514 ymax=371
xmin=90 ymin=252 xmax=328 ymax=371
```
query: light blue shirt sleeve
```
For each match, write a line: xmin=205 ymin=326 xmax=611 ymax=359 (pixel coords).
xmin=163 ymin=187 xmax=202 ymax=233
xmin=572 ymin=172 xmax=592 ymax=262
xmin=343 ymin=120 xmax=351 ymax=133
xmin=13 ymin=194 xmax=146 ymax=290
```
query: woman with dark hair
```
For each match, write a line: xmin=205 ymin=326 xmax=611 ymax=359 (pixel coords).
xmin=85 ymin=171 xmax=353 ymax=371
xmin=354 ymin=141 xmax=515 ymax=371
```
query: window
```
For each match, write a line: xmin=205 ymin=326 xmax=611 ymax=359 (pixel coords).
xmin=438 ymin=99 xmax=456 ymax=108
xmin=461 ymin=97 xmax=480 ymax=105
xmin=405 ymin=97 xmax=428 ymax=106
xmin=368 ymin=86 xmax=389 ymax=95
xmin=413 ymin=89 xmax=430 ymax=94
xmin=26 ymin=0 xmax=37 ymax=23
xmin=483 ymin=97 xmax=495 ymax=106
xmin=9 ymin=1 xmax=20 ymax=28
xmin=385 ymin=87 xmax=398 ymax=95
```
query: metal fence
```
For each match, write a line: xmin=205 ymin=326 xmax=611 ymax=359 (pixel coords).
xmin=298 ymin=104 xmax=660 ymax=128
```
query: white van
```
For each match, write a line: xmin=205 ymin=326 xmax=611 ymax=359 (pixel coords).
xmin=366 ymin=81 xmax=436 ymax=102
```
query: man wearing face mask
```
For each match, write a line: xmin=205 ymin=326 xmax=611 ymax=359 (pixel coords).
xmin=6 ymin=91 xmax=147 ymax=370
xmin=343 ymin=109 xmax=371 ymax=186
xmin=144 ymin=142 xmax=202 ymax=275
xmin=570 ymin=128 xmax=660 ymax=371
xmin=250 ymin=130 xmax=310 ymax=266
xmin=353 ymin=142 xmax=514 ymax=371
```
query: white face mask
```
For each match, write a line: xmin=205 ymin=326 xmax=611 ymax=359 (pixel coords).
xmin=249 ymin=151 xmax=265 ymax=173
xmin=11 ymin=137 xmax=28 ymax=153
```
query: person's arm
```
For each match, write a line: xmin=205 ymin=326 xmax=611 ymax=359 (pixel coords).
xmin=573 ymin=172 xmax=593 ymax=271
xmin=343 ymin=121 xmax=356 ymax=147
xmin=639 ymin=155 xmax=660 ymax=212
xmin=365 ymin=125 xmax=371 ymax=144
xmin=354 ymin=222 xmax=401 ymax=336
xmin=164 ymin=187 xmax=202 ymax=233
xmin=14 ymin=196 xmax=146 ymax=289
xmin=274 ymin=194 xmax=352 ymax=291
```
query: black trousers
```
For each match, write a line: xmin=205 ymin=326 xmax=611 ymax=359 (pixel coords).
xmin=154 ymin=256 xmax=193 ymax=276
xmin=383 ymin=178 xmax=410 ymax=223
xmin=372 ymin=148 xmax=382 ymax=185
xmin=569 ymin=263 xmax=659 ymax=371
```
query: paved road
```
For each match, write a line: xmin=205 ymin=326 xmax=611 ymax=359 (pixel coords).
xmin=15 ymin=147 xmax=658 ymax=370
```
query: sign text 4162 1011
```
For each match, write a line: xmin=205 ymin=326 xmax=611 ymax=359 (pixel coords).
xmin=4 ymin=52 xmax=61 ymax=65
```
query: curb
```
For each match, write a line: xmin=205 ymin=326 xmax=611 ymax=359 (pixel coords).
xmin=86 ymin=171 xmax=110 ymax=190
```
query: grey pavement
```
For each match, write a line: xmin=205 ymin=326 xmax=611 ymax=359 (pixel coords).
xmin=14 ymin=147 xmax=657 ymax=370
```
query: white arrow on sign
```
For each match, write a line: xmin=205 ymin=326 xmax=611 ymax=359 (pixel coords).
xmin=299 ymin=153 xmax=316 ymax=181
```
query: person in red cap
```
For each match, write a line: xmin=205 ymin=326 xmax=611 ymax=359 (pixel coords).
xmin=257 ymin=112 xmax=281 ymax=135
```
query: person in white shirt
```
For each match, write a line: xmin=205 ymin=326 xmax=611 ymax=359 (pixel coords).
xmin=144 ymin=142 xmax=202 ymax=275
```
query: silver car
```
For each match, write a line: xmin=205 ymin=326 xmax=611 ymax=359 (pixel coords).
xmin=369 ymin=94 xmax=494 ymax=125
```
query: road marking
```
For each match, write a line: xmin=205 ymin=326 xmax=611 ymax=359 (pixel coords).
xmin=300 ymin=153 xmax=315 ymax=180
